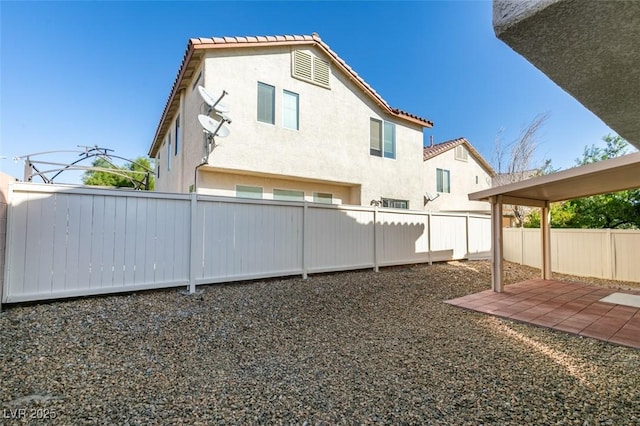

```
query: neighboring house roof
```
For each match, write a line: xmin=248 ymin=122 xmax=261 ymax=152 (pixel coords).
xmin=149 ymin=33 xmax=434 ymax=157
xmin=423 ymin=137 xmax=496 ymax=177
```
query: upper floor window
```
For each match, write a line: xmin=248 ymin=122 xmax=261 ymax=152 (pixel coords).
xmin=455 ymin=145 xmax=468 ymax=161
xmin=156 ymin=152 xmax=160 ymax=179
xmin=282 ymin=90 xmax=299 ymax=130
xmin=382 ymin=198 xmax=409 ymax=209
xmin=236 ymin=185 xmax=263 ymax=199
xmin=370 ymin=119 xmax=396 ymax=159
xmin=257 ymin=82 xmax=275 ymax=124
xmin=174 ymin=115 xmax=180 ymax=156
xmin=436 ymin=168 xmax=450 ymax=193
xmin=292 ymin=50 xmax=330 ymax=88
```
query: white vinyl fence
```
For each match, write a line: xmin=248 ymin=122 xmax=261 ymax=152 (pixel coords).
xmin=3 ymin=183 xmax=491 ymax=304
xmin=503 ymin=227 xmax=640 ymax=283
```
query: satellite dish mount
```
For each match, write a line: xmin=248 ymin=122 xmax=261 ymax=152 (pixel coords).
xmin=197 ymin=85 xmax=232 ymax=160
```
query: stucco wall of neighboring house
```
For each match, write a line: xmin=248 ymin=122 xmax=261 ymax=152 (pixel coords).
xmin=157 ymin=45 xmax=426 ymax=209
xmin=423 ymin=145 xmax=493 ymax=212
xmin=198 ymin=169 xmax=358 ymax=204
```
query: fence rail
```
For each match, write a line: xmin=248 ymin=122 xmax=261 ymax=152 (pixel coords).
xmin=503 ymin=227 xmax=640 ymax=283
xmin=3 ymin=183 xmax=491 ymax=304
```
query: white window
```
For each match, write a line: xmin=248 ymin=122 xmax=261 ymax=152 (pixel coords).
xmin=156 ymin=152 xmax=160 ymax=178
xmin=313 ymin=192 xmax=333 ymax=204
xmin=273 ymin=189 xmax=304 ymax=202
xmin=282 ymin=90 xmax=299 ymax=130
xmin=257 ymin=82 xmax=275 ymax=124
xmin=370 ymin=118 xmax=396 ymax=159
xmin=436 ymin=168 xmax=450 ymax=193
xmin=455 ymin=145 xmax=468 ymax=161
xmin=382 ymin=198 xmax=409 ymax=209
xmin=236 ymin=185 xmax=263 ymax=199
xmin=292 ymin=50 xmax=331 ymax=88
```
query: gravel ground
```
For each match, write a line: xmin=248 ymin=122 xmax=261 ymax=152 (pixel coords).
xmin=1 ymin=261 xmax=639 ymax=425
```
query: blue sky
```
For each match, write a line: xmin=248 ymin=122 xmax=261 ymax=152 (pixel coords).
xmin=0 ymin=1 xmax=618 ymax=184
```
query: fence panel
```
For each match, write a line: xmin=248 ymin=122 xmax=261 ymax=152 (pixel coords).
xmin=4 ymin=184 xmax=191 ymax=302
xmin=306 ymin=205 xmax=374 ymax=273
xmin=376 ymin=210 xmax=428 ymax=267
xmin=3 ymin=183 xmax=493 ymax=303
xmin=503 ymin=227 xmax=640 ymax=283
xmin=468 ymin=215 xmax=492 ymax=259
xmin=194 ymin=198 xmax=303 ymax=283
xmin=429 ymin=214 xmax=468 ymax=261
xmin=612 ymin=231 xmax=640 ymax=282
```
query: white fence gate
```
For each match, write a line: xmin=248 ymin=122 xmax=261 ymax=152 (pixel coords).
xmin=3 ymin=183 xmax=491 ymax=304
xmin=503 ymin=227 xmax=640 ymax=283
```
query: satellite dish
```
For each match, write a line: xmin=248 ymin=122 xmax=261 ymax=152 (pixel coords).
xmin=424 ymin=192 xmax=440 ymax=205
xmin=198 ymin=114 xmax=230 ymax=138
xmin=198 ymin=85 xmax=231 ymax=113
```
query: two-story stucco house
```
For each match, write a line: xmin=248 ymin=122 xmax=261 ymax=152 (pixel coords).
xmin=148 ymin=33 xmax=434 ymax=209
xmin=422 ymin=138 xmax=495 ymax=213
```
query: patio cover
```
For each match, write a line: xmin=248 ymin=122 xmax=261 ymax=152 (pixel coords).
xmin=469 ymin=152 xmax=640 ymax=292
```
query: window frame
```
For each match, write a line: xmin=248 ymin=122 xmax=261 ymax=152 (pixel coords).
xmin=282 ymin=90 xmax=299 ymax=130
xmin=436 ymin=168 xmax=451 ymax=193
xmin=273 ymin=189 xmax=305 ymax=202
xmin=236 ymin=185 xmax=263 ymax=199
xmin=257 ymin=82 xmax=276 ymax=125
xmin=313 ymin=192 xmax=333 ymax=204
xmin=382 ymin=198 xmax=409 ymax=209
xmin=370 ymin=118 xmax=382 ymax=157
xmin=370 ymin=118 xmax=396 ymax=159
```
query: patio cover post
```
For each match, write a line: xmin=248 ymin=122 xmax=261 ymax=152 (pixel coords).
xmin=541 ymin=201 xmax=552 ymax=280
xmin=491 ymin=195 xmax=504 ymax=292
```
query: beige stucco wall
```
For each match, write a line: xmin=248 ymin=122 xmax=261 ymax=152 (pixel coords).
xmin=198 ymin=169 xmax=357 ymax=204
xmin=156 ymin=45 xmax=425 ymax=208
xmin=423 ymin=146 xmax=493 ymax=212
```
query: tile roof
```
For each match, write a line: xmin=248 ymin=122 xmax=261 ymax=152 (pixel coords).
xmin=423 ymin=137 xmax=496 ymax=176
xmin=149 ymin=33 xmax=433 ymax=156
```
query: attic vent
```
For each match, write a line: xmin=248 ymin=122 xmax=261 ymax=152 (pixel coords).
xmin=293 ymin=50 xmax=313 ymax=81
xmin=292 ymin=50 xmax=331 ymax=88
xmin=455 ymin=145 xmax=468 ymax=161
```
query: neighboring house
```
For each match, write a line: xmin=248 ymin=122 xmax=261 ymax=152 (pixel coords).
xmin=148 ymin=33 xmax=433 ymax=209
xmin=422 ymin=138 xmax=495 ymax=213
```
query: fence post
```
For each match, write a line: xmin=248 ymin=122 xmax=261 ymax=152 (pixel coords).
xmin=427 ymin=211 xmax=432 ymax=265
xmin=188 ymin=192 xmax=197 ymax=294
xmin=373 ymin=207 xmax=379 ymax=272
xmin=606 ymin=229 xmax=614 ymax=280
xmin=520 ymin=226 xmax=524 ymax=265
xmin=302 ymin=201 xmax=308 ymax=279
xmin=465 ymin=213 xmax=470 ymax=260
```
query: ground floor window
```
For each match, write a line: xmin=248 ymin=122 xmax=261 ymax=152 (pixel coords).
xmin=382 ymin=198 xmax=409 ymax=209
xmin=313 ymin=192 xmax=333 ymax=204
xmin=236 ymin=185 xmax=263 ymax=199
xmin=273 ymin=189 xmax=305 ymax=202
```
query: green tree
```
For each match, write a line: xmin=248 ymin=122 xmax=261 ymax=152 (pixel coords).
xmin=524 ymin=135 xmax=639 ymax=229
xmin=83 ymin=156 xmax=155 ymax=190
